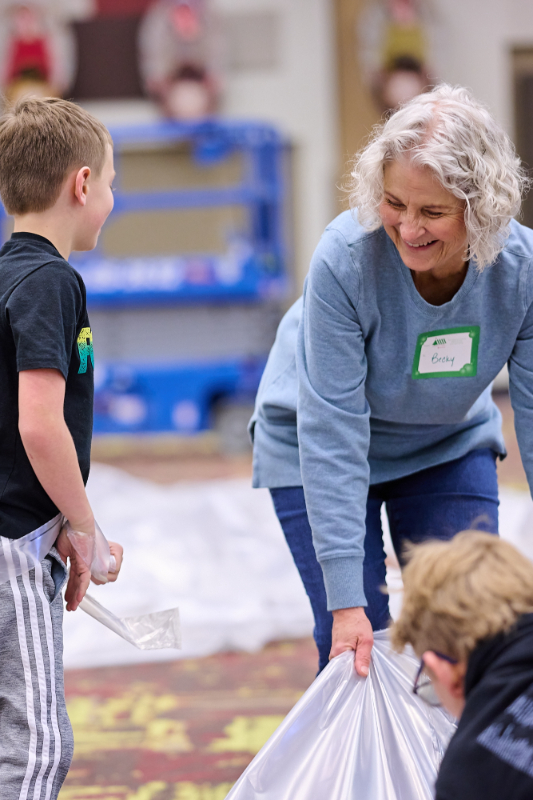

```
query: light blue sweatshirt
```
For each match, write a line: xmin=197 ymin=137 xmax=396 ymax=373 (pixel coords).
xmin=250 ymin=211 xmax=533 ymax=610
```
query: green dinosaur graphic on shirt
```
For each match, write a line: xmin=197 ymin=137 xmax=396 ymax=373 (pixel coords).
xmin=77 ymin=327 xmax=94 ymax=374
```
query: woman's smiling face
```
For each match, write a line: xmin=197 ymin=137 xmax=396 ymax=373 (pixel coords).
xmin=379 ymin=158 xmax=468 ymax=277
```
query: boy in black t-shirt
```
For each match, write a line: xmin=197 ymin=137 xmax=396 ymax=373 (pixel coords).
xmin=0 ymin=97 xmax=123 ymax=799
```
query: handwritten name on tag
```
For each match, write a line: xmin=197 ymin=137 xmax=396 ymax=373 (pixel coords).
xmin=412 ymin=327 xmax=480 ymax=379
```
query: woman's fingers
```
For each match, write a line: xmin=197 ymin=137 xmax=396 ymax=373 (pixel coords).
xmin=354 ymin=633 xmax=374 ymax=677
xmin=330 ymin=606 xmax=374 ymax=677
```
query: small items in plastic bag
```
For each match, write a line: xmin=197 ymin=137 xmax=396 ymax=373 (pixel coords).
xmin=65 ymin=520 xmax=114 ymax=583
xmin=225 ymin=630 xmax=456 ymax=800
xmin=80 ymin=593 xmax=181 ymax=651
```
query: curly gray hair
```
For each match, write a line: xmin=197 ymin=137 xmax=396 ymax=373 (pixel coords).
xmin=349 ymin=84 xmax=529 ymax=270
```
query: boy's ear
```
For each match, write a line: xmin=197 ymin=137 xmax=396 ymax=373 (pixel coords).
xmin=423 ymin=651 xmax=467 ymax=699
xmin=74 ymin=166 xmax=91 ymax=206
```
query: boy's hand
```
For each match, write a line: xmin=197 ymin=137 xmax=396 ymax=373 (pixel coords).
xmin=91 ymin=541 xmax=124 ymax=585
xmin=56 ymin=524 xmax=124 ymax=608
xmin=55 ymin=526 xmax=92 ymax=611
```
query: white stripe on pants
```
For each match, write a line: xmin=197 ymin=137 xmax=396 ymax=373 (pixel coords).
xmin=0 ymin=540 xmax=73 ymax=800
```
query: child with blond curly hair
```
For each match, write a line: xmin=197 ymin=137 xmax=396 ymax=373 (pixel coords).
xmin=391 ymin=531 xmax=533 ymax=800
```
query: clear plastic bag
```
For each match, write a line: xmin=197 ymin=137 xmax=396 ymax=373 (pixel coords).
xmin=65 ymin=520 xmax=181 ymax=651
xmin=80 ymin=593 xmax=181 ymax=651
xmin=64 ymin=520 xmax=115 ymax=583
xmin=225 ymin=630 xmax=456 ymax=800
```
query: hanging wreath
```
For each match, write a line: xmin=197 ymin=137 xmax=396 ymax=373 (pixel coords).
xmin=138 ymin=0 xmax=223 ymax=120
xmin=358 ymin=0 xmax=442 ymax=112
xmin=0 ymin=1 xmax=81 ymax=106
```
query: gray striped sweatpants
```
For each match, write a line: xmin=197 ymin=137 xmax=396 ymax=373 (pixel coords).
xmin=0 ymin=545 xmax=73 ymax=800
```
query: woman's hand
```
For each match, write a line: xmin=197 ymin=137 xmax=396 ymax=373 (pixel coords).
xmin=330 ymin=607 xmax=374 ymax=677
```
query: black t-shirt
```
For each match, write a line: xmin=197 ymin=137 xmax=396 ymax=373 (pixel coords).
xmin=0 ymin=232 xmax=93 ymax=538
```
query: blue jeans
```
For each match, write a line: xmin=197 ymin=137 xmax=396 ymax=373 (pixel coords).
xmin=270 ymin=448 xmax=499 ymax=673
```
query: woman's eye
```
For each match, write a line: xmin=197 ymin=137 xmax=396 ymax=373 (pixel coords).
xmin=425 ymin=211 xmax=442 ymax=218
xmin=386 ymin=199 xmax=403 ymax=209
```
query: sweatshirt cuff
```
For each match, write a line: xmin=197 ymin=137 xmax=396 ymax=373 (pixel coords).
xmin=320 ymin=556 xmax=367 ymax=611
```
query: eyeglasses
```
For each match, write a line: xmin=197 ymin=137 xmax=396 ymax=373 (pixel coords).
xmin=413 ymin=652 xmax=458 ymax=707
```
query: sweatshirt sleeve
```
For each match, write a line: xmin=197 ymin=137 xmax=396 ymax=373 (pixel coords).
xmin=296 ymin=231 xmax=370 ymax=611
xmin=508 ymin=259 xmax=533 ymax=495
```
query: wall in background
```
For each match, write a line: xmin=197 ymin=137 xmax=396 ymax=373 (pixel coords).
xmin=429 ymin=0 xmax=533 ymax=135
xmin=333 ymin=0 xmax=533 ymax=230
xmin=75 ymin=0 xmax=339 ymax=294
xmin=214 ymin=0 xmax=339 ymax=294
xmin=333 ymin=0 xmax=380 ymax=182
xmin=76 ymin=1 xmax=533 ymax=293
xmin=333 ymin=0 xmax=533 ymax=169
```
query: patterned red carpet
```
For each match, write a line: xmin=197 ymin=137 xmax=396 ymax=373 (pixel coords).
xmin=60 ymin=638 xmax=317 ymax=799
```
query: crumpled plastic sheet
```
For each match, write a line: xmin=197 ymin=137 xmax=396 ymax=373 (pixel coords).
xmin=63 ymin=465 xmax=533 ymax=668
xmin=63 ymin=465 xmax=315 ymax=668
xmin=225 ymin=630 xmax=457 ymax=800
xmin=65 ymin=518 xmax=181 ymax=652
xmin=80 ymin=593 xmax=181 ymax=650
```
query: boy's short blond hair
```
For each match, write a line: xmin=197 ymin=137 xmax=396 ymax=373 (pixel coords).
xmin=0 ymin=96 xmax=112 ymax=215
xmin=390 ymin=531 xmax=533 ymax=662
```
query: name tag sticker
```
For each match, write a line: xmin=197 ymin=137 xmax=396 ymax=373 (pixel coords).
xmin=412 ymin=326 xmax=480 ymax=379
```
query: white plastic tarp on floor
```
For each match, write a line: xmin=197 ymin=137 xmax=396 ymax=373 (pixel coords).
xmin=63 ymin=464 xmax=533 ymax=669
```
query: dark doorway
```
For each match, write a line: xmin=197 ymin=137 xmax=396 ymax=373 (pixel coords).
xmin=70 ymin=15 xmax=145 ymax=100
xmin=513 ymin=48 xmax=533 ymax=229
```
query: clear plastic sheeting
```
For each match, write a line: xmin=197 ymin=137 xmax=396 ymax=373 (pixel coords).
xmin=63 ymin=465 xmax=315 ymax=668
xmin=64 ymin=519 xmax=180 ymax=651
xmin=63 ymin=463 xmax=533 ymax=669
xmin=226 ymin=631 xmax=456 ymax=800
xmin=64 ymin=520 xmax=114 ymax=582
xmin=80 ymin=594 xmax=181 ymax=651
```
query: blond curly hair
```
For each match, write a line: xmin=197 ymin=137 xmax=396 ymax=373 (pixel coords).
xmin=390 ymin=531 xmax=533 ymax=662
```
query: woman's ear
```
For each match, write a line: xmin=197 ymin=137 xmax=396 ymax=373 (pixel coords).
xmin=423 ymin=651 xmax=467 ymax=699
xmin=74 ymin=166 xmax=91 ymax=206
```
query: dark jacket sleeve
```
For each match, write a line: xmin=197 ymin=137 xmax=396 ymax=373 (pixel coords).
xmin=436 ymin=669 xmax=533 ymax=799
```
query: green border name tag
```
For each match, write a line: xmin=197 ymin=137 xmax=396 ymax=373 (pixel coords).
xmin=412 ymin=326 xmax=480 ymax=379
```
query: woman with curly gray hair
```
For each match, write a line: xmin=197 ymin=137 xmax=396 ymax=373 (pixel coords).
xmin=249 ymin=84 xmax=533 ymax=676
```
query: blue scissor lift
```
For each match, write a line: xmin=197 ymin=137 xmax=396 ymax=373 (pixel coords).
xmin=1 ymin=119 xmax=290 ymax=447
